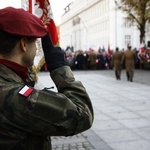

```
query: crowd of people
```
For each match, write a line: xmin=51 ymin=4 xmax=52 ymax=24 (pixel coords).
xmin=41 ymin=46 xmax=150 ymax=72
xmin=41 ymin=45 xmax=150 ymax=82
xmin=63 ymin=46 xmax=150 ymax=71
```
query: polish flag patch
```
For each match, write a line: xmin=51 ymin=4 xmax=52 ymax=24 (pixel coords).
xmin=18 ymin=85 xmax=34 ymax=97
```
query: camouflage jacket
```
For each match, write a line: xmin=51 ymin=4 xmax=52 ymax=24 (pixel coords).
xmin=0 ymin=64 xmax=94 ymax=150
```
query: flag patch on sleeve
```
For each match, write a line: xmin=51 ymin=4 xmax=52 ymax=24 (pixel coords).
xmin=18 ymin=85 xmax=34 ymax=97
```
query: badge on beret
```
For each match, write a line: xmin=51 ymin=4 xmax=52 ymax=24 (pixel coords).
xmin=18 ymin=85 xmax=34 ymax=97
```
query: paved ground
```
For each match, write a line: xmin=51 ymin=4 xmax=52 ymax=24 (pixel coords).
xmin=36 ymin=69 xmax=150 ymax=150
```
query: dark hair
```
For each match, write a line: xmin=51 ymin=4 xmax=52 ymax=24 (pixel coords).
xmin=25 ymin=37 xmax=37 ymax=43
xmin=0 ymin=30 xmax=22 ymax=55
xmin=116 ymin=47 xmax=119 ymax=51
xmin=127 ymin=45 xmax=132 ymax=49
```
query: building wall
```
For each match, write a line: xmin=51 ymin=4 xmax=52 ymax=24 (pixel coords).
xmin=145 ymin=23 xmax=150 ymax=48
xmin=60 ymin=0 xmax=149 ymax=51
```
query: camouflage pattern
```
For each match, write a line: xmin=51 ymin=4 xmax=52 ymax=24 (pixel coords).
xmin=0 ymin=64 xmax=94 ymax=150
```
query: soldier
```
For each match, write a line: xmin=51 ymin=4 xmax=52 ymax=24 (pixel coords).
xmin=111 ymin=47 xmax=122 ymax=80
xmin=0 ymin=7 xmax=94 ymax=150
xmin=121 ymin=45 xmax=136 ymax=82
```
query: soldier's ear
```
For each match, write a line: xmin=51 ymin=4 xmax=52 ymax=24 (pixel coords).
xmin=20 ymin=37 xmax=27 ymax=52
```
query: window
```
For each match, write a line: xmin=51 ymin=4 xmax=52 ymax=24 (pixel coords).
xmin=124 ymin=18 xmax=131 ymax=28
xmin=125 ymin=35 xmax=131 ymax=46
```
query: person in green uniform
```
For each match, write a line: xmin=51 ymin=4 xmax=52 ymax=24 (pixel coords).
xmin=121 ymin=45 xmax=136 ymax=82
xmin=111 ymin=47 xmax=123 ymax=80
xmin=0 ymin=7 xmax=94 ymax=150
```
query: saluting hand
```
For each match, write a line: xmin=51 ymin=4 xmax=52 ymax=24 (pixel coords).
xmin=41 ymin=31 xmax=68 ymax=72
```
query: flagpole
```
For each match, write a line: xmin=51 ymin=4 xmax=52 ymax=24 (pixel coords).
xmin=28 ymin=0 xmax=32 ymax=13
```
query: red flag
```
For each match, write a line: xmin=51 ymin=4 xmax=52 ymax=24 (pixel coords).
xmin=107 ymin=44 xmax=111 ymax=55
xmin=21 ymin=0 xmax=59 ymax=73
xmin=107 ymin=44 xmax=112 ymax=59
xmin=34 ymin=0 xmax=59 ymax=45
xmin=140 ymin=42 xmax=145 ymax=54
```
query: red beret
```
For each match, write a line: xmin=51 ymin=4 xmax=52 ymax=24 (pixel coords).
xmin=0 ymin=7 xmax=47 ymax=37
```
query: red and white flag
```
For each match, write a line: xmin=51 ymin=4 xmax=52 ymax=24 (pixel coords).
xmin=19 ymin=85 xmax=34 ymax=97
xmin=139 ymin=42 xmax=145 ymax=54
xmin=107 ymin=44 xmax=111 ymax=54
xmin=22 ymin=0 xmax=58 ymax=45
xmin=34 ymin=0 xmax=58 ymax=45
xmin=21 ymin=0 xmax=59 ymax=71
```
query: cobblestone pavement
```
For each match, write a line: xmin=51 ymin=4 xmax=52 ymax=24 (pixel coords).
xmin=51 ymin=132 xmax=95 ymax=150
xmin=37 ymin=69 xmax=150 ymax=150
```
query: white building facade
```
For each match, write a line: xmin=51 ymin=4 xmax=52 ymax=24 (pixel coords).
xmin=60 ymin=0 xmax=150 ymax=51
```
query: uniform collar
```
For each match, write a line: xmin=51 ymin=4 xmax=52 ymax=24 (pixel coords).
xmin=0 ymin=59 xmax=28 ymax=82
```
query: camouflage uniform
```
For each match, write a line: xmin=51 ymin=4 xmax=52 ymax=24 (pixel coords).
xmin=0 ymin=64 xmax=94 ymax=150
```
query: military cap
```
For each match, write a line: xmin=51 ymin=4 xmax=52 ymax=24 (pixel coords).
xmin=0 ymin=7 xmax=47 ymax=37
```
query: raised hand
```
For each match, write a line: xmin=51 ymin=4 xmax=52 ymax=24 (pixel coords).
xmin=41 ymin=31 xmax=68 ymax=72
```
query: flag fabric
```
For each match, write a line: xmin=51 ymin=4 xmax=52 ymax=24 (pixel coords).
xmin=22 ymin=0 xmax=58 ymax=45
xmin=139 ymin=42 xmax=145 ymax=54
xmin=34 ymin=0 xmax=58 ymax=45
xmin=21 ymin=0 xmax=59 ymax=74
xmin=107 ymin=43 xmax=112 ymax=60
xmin=107 ymin=44 xmax=111 ymax=55
xmin=21 ymin=0 xmax=29 ymax=11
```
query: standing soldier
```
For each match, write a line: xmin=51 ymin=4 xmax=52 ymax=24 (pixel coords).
xmin=111 ymin=47 xmax=122 ymax=80
xmin=0 ymin=7 xmax=94 ymax=150
xmin=121 ymin=45 xmax=136 ymax=82
xmin=89 ymin=49 xmax=97 ymax=70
